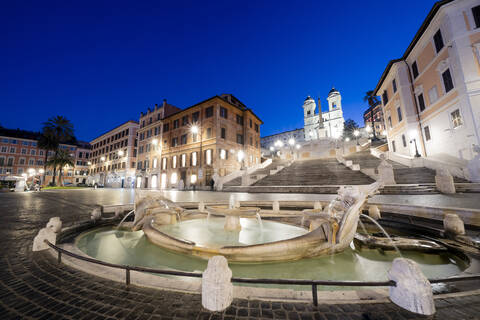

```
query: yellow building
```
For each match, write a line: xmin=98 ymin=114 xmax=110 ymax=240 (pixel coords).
xmin=136 ymin=94 xmax=262 ymax=189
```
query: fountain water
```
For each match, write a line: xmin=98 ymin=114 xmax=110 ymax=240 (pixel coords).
xmin=255 ymin=212 xmax=263 ymax=231
xmin=360 ymin=213 xmax=402 ymax=257
xmin=117 ymin=210 xmax=135 ymax=228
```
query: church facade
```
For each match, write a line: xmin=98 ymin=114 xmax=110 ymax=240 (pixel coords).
xmin=261 ymin=88 xmax=345 ymax=149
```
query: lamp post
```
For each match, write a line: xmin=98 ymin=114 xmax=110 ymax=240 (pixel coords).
xmin=353 ymin=130 xmax=360 ymax=146
xmin=288 ymin=138 xmax=295 ymax=159
xmin=269 ymin=146 xmax=275 ymax=157
xmin=410 ymin=139 xmax=421 ymax=157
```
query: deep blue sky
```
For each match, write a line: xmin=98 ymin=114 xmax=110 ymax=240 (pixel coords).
xmin=1 ymin=0 xmax=438 ymax=141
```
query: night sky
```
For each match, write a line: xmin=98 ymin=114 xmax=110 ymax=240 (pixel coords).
xmin=1 ymin=0 xmax=438 ymax=142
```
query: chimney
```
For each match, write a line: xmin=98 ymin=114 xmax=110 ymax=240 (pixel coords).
xmin=163 ymin=99 xmax=167 ymax=107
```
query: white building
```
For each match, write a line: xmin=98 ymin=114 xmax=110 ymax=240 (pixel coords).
xmin=374 ymin=0 xmax=480 ymax=165
xmin=261 ymin=88 xmax=346 ymax=149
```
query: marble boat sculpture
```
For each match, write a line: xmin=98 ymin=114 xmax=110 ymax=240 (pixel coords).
xmin=131 ymin=183 xmax=382 ymax=262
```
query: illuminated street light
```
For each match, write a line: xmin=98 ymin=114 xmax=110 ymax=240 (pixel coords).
xmin=87 ymin=161 xmax=92 ymax=165
xmin=118 ymin=150 xmax=124 ymax=157
xmin=296 ymin=144 xmax=301 ymax=150
xmin=100 ymin=156 xmax=105 ymax=162
xmin=366 ymin=126 xmax=372 ymax=133
xmin=237 ymin=150 xmax=245 ymax=162
xmin=269 ymin=146 xmax=274 ymax=152
xmin=152 ymin=138 xmax=158 ymax=145
xmin=345 ymin=137 xmax=350 ymax=142
xmin=191 ymin=125 xmax=199 ymax=134
xmin=288 ymin=138 xmax=295 ymax=146
xmin=353 ymin=130 xmax=360 ymax=145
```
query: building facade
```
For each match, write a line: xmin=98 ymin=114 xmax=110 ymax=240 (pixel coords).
xmin=260 ymin=128 xmax=304 ymax=150
xmin=0 ymin=129 xmax=91 ymax=187
xmin=88 ymin=120 xmax=139 ymax=188
xmin=136 ymin=94 xmax=262 ymax=189
xmin=374 ymin=0 xmax=480 ymax=161
xmin=363 ymin=103 xmax=386 ymax=138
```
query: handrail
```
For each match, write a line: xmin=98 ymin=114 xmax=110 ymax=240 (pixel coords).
xmin=44 ymin=240 xmax=480 ymax=306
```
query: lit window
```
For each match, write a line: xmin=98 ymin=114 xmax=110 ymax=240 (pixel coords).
xmin=220 ymin=149 xmax=226 ymax=160
xmin=192 ymin=152 xmax=197 ymax=166
xmin=151 ymin=175 xmax=158 ymax=188
xmin=136 ymin=177 xmax=142 ymax=188
xmin=451 ymin=109 xmax=463 ymax=128
xmin=181 ymin=154 xmax=186 ymax=167
xmin=206 ymin=150 xmax=212 ymax=165
xmin=172 ymin=155 xmax=177 ymax=168
xmin=171 ymin=172 xmax=178 ymax=184
xmin=191 ymin=174 xmax=197 ymax=184
xmin=153 ymin=158 xmax=158 ymax=169
xmin=162 ymin=157 xmax=167 ymax=170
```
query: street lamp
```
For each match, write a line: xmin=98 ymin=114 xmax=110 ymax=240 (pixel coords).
xmin=288 ymin=138 xmax=295 ymax=146
xmin=409 ymin=130 xmax=421 ymax=158
xmin=353 ymin=130 xmax=360 ymax=145
xmin=118 ymin=150 xmax=124 ymax=157
xmin=345 ymin=137 xmax=350 ymax=142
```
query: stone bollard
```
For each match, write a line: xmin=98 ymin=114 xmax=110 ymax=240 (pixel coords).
xmin=368 ymin=205 xmax=381 ymax=220
xmin=443 ymin=213 xmax=465 ymax=235
xmin=198 ymin=201 xmax=205 ymax=212
xmin=91 ymin=205 xmax=103 ymax=221
xmin=388 ymin=258 xmax=435 ymax=316
xmin=202 ymin=256 xmax=233 ymax=311
xmin=272 ymin=201 xmax=280 ymax=213
xmin=33 ymin=217 xmax=62 ymax=251
xmin=46 ymin=217 xmax=62 ymax=233
xmin=377 ymin=155 xmax=395 ymax=185
xmin=114 ymin=207 xmax=123 ymax=218
xmin=435 ymin=168 xmax=455 ymax=194
xmin=314 ymin=201 xmax=322 ymax=211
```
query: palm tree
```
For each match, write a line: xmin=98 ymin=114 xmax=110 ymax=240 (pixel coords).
xmin=38 ymin=129 xmax=57 ymax=186
xmin=42 ymin=116 xmax=75 ymax=186
xmin=46 ymin=149 xmax=74 ymax=186
xmin=363 ymin=91 xmax=381 ymax=139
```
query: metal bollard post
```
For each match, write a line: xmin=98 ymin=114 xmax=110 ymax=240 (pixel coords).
xmin=312 ymin=284 xmax=318 ymax=306
xmin=125 ymin=268 xmax=130 ymax=286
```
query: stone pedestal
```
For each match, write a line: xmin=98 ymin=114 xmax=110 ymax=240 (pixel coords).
xmin=91 ymin=205 xmax=103 ymax=221
xmin=377 ymin=156 xmax=395 ymax=185
xmin=224 ymin=216 xmax=241 ymax=231
xmin=272 ymin=201 xmax=280 ymax=213
xmin=198 ymin=201 xmax=205 ymax=212
xmin=33 ymin=228 xmax=57 ymax=251
xmin=314 ymin=201 xmax=322 ymax=211
xmin=46 ymin=217 xmax=62 ymax=233
xmin=435 ymin=168 xmax=455 ymax=194
xmin=202 ymin=256 xmax=233 ymax=311
xmin=368 ymin=205 xmax=381 ymax=220
xmin=388 ymin=258 xmax=435 ymax=315
xmin=443 ymin=213 xmax=465 ymax=235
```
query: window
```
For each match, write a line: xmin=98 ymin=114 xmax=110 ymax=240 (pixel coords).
xmin=236 ymin=115 xmax=244 ymax=125
xmin=397 ymin=107 xmax=403 ymax=122
xmin=162 ymin=157 xmax=167 ymax=170
xmin=1 ymin=146 xmax=6 ymax=152
xmin=382 ymin=90 xmax=389 ymax=105
xmin=205 ymin=149 xmax=212 ymax=165
xmin=221 ymin=127 xmax=226 ymax=139
xmin=402 ymin=134 xmax=407 ymax=147
xmin=388 ymin=116 xmax=392 ymax=129
xmin=181 ymin=154 xmax=186 ymax=167
xmin=442 ymin=69 xmax=454 ymax=93
xmin=191 ymin=152 xmax=197 ymax=166
xmin=424 ymin=126 xmax=431 ymax=141
xmin=0 ymin=157 xmax=4 ymax=166
xmin=7 ymin=157 xmax=13 ymax=166
xmin=171 ymin=137 xmax=178 ymax=147
xmin=172 ymin=155 xmax=177 ymax=169
xmin=192 ymin=111 xmax=200 ymax=123
xmin=28 ymin=159 xmax=34 ymax=165
xmin=418 ymin=93 xmax=426 ymax=112
xmin=473 ymin=5 xmax=480 ymax=28
xmin=255 ymin=124 xmax=259 ymax=132
xmin=451 ymin=109 xmax=463 ymax=128
xmin=182 ymin=115 xmax=189 ymax=126
xmin=433 ymin=29 xmax=444 ymax=53
xmin=163 ymin=123 xmax=169 ymax=132
xmin=206 ymin=128 xmax=212 ymax=139
xmin=181 ymin=134 xmax=187 ymax=145
xmin=392 ymin=79 xmax=397 ymax=93
xmin=220 ymin=107 xmax=228 ymax=119
xmin=173 ymin=119 xmax=179 ymax=129
xmin=10 ymin=147 xmax=15 ymax=153
xmin=219 ymin=149 xmax=227 ymax=160
xmin=249 ymin=119 xmax=252 ymax=128
xmin=19 ymin=158 xmax=25 ymax=165
xmin=205 ymin=106 xmax=214 ymax=118
xmin=153 ymin=158 xmax=158 ymax=169
xmin=428 ymin=86 xmax=439 ymax=104
xmin=392 ymin=140 xmax=396 ymax=153
xmin=192 ymin=133 xmax=198 ymax=142
xmin=21 ymin=148 xmax=26 ymax=154
xmin=412 ymin=61 xmax=419 ymax=79
xmin=236 ymin=134 xmax=244 ymax=144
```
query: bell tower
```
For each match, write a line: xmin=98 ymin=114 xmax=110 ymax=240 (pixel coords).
xmin=303 ymin=96 xmax=320 ymax=141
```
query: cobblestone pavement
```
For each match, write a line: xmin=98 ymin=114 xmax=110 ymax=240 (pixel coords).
xmin=0 ymin=189 xmax=479 ymax=320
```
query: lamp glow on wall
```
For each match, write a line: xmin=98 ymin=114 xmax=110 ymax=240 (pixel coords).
xmin=409 ymin=129 xmax=421 ymax=157
xmin=353 ymin=130 xmax=360 ymax=145
xmin=237 ymin=150 xmax=245 ymax=162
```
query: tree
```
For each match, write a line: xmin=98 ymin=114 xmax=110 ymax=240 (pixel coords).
xmin=38 ymin=129 xmax=58 ymax=186
xmin=342 ymin=119 xmax=359 ymax=140
xmin=46 ymin=149 xmax=74 ymax=186
xmin=363 ymin=91 xmax=381 ymax=139
xmin=42 ymin=116 xmax=75 ymax=186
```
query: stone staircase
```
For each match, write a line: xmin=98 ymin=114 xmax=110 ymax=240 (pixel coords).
xmin=251 ymin=158 xmax=375 ymax=186
xmin=223 ymin=159 xmax=289 ymax=187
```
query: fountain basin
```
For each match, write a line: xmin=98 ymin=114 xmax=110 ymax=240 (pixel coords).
xmin=205 ymin=205 xmax=260 ymax=217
